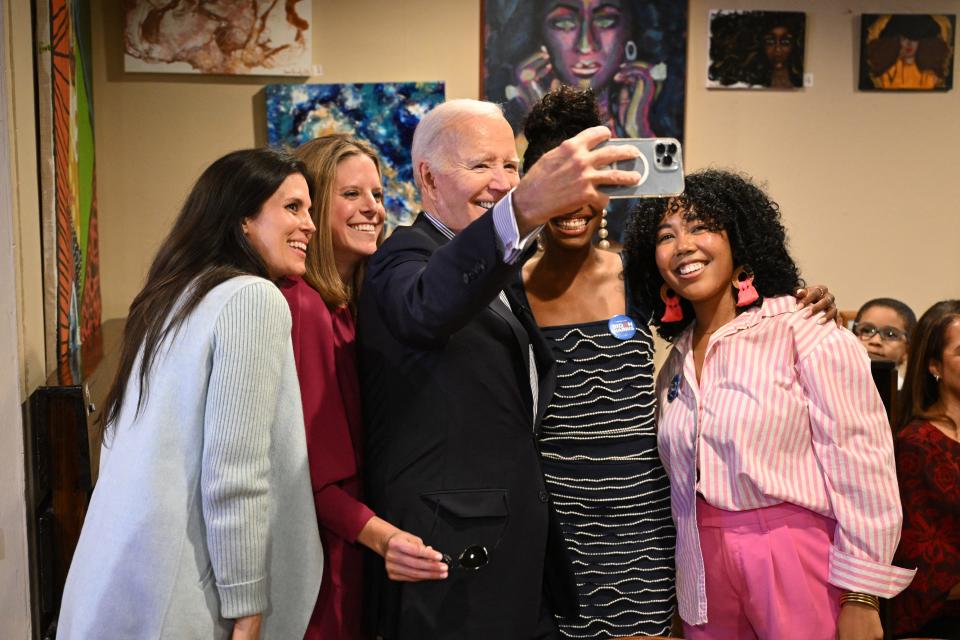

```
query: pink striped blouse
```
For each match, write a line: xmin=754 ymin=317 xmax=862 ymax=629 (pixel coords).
xmin=655 ymin=295 xmax=916 ymax=625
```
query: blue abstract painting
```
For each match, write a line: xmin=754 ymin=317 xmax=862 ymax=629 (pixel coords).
xmin=266 ymin=82 xmax=445 ymax=227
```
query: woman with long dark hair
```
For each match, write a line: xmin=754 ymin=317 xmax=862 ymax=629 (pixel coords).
xmin=624 ymin=170 xmax=914 ymax=639
xmin=891 ymin=300 xmax=960 ymax=639
xmin=59 ymin=148 xmax=324 ymax=639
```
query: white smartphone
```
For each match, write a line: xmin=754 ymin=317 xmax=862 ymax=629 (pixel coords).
xmin=597 ymin=138 xmax=684 ymax=198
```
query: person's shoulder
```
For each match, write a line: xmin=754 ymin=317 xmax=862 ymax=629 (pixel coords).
xmin=277 ymin=276 xmax=326 ymax=312
xmin=211 ymin=275 xmax=289 ymax=327
xmin=765 ymin=295 xmax=847 ymax=354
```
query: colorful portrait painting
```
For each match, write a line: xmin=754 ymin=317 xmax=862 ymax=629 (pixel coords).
xmin=124 ymin=0 xmax=312 ymax=75
xmin=36 ymin=0 xmax=100 ymax=382
xmin=483 ymin=0 xmax=687 ymax=143
xmin=266 ymin=82 xmax=445 ymax=229
xmin=859 ymin=14 xmax=955 ymax=91
xmin=707 ymin=10 xmax=806 ymax=90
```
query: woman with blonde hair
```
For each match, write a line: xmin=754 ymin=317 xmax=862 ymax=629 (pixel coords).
xmin=281 ymin=134 xmax=447 ymax=639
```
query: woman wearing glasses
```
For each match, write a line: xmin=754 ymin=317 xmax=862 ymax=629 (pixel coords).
xmin=891 ymin=300 xmax=960 ymax=639
xmin=853 ymin=298 xmax=917 ymax=388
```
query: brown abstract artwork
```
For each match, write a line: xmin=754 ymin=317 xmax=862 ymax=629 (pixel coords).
xmin=124 ymin=0 xmax=312 ymax=75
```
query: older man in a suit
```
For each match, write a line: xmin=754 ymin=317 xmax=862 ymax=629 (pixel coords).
xmin=358 ymin=99 xmax=640 ymax=639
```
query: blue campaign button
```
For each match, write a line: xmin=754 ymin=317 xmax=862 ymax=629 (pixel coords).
xmin=607 ymin=314 xmax=636 ymax=340
xmin=668 ymin=374 xmax=682 ymax=402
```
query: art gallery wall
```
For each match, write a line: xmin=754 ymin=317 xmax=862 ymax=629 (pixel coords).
xmin=39 ymin=0 xmax=928 ymax=320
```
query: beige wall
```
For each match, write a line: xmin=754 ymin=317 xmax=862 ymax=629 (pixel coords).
xmin=684 ymin=0 xmax=960 ymax=315
xmin=91 ymin=0 xmax=960 ymax=323
xmin=3 ymin=0 xmax=39 ymax=635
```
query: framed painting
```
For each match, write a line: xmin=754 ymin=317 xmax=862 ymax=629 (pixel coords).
xmin=707 ymin=10 xmax=806 ymax=89
xmin=482 ymin=0 xmax=687 ymax=142
xmin=266 ymin=82 xmax=445 ymax=229
xmin=482 ymin=0 xmax=688 ymax=242
xmin=124 ymin=0 xmax=312 ymax=75
xmin=859 ymin=14 xmax=955 ymax=91
xmin=35 ymin=0 xmax=100 ymax=381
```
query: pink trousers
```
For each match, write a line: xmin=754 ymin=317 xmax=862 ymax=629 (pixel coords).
xmin=683 ymin=497 xmax=842 ymax=640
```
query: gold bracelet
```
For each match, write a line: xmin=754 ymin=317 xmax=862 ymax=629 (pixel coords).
xmin=839 ymin=592 xmax=880 ymax=612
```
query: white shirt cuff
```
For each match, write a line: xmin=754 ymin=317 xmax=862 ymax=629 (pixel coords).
xmin=492 ymin=190 xmax=542 ymax=265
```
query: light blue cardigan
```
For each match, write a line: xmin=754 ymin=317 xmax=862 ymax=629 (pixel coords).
xmin=58 ymin=276 xmax=323 ymax=639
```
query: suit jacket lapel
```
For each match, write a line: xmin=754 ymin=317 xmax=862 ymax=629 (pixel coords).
xmin=415 ymin=213 xmax=544 ymax=422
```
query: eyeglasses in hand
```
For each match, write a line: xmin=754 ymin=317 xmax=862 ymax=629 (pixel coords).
xmin=441 ymin=545 xmax=490 ymax=571
xmin=853 ymin=323 xmax=907 ymax=342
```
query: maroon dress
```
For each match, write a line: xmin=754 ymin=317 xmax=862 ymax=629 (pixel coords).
xmin=891 ymin=420 xmax=960 ymax=637
xmin=280 ymin=278 xmax=375 ymax=640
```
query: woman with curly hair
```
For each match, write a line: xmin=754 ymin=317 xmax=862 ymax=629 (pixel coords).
xmin=520 ymin=85 xmax=676 ymax=638
xmin=890 ymin=300 xmax=960 ymax=639
xmin=865 ymin=14 xmax=952 ymax=90
xmin=707 ymin=11 xmax=805 ymax=89
xmin=624 ymin=170 xmax=915 ymax=639
xmin=521 ymin=89 xmax=835 ymax=638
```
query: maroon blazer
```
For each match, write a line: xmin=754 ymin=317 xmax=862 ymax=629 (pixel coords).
xmin=280 ymin=277 xmax=374 ymax=640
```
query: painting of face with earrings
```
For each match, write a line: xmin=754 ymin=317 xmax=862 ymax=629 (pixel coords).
xmin=482 ymin=0 xmax=687 ymax=243
xmin=482 ymin=0 xmax=687 ymax=145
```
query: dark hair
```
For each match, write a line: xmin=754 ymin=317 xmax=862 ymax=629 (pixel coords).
xmin=897 ymin=300 xmax=960 ymax=430
xmin=100 ymin=148 xmax=310 ymax=440
xmin=856 ymin=297 xmax=917 ymax=335
xmin=708 ymin=11 xmax=805 ymax=87
xmin=623 ymin=169 xmax=802 ymax=340
xmin=522 ymin=86 xmax=602 ymax=170
xmin=484 ymin=0 xmax=687 ymax=138
xmin=866 ymin=15 xmax=951 ymax=77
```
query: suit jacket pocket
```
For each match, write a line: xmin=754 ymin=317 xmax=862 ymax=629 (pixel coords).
xmin=419 ymin=488 xmax=509 ymax=518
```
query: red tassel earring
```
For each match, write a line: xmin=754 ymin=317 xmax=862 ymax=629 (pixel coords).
xmin=732 ymin=266 xmax=759 ymax=307
xmin=660 ymin=283 xmax=683 ymax=322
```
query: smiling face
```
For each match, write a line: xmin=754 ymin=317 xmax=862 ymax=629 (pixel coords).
xmin=654 ymin=209 xmax=735 ymax=315
xmin=329 ymin=153 xmax=385 ymax=279
xmin=242 ymin=172 xmax=315 ymax=280
xmin=421 ymin=114 xmax=520 ymax=231
xmin=542 ymin=0 xmax=630 ymax=90
xmin=543 ymin=205 xmax=603 ymax=252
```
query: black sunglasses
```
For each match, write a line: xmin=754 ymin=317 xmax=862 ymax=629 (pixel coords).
xmin=430 ymin=495 xmax=508 ymax=572
xmin=442 ymin=545 xmax=490 ymax=571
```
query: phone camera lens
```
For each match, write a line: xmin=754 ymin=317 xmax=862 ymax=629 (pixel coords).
xmin=667 ymin=143 xmax=677 ymax=154
xmin=655 ymin=143 xmax=665 ymax=155
xmin=662 ymin=155 xmax=674 ymax=167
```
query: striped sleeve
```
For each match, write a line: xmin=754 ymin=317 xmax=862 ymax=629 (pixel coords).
xmin=492 ymin=191 xmax=543 ymax=264
xmin=797 ymin=327 xmax=916 ymax=597
xmin=201 ymin=280 xmax=291 ymax=618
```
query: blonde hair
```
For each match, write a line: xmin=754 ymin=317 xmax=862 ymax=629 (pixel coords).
xmin=294 ymin=133 xmax=383 ymax=309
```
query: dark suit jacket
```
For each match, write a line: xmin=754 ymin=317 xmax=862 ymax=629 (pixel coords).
xmin=358 ymin=211 xmax=577 ymax=639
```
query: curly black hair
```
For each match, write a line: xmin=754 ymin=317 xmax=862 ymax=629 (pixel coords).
xmin=623 ymin=169 xmax=803 ymax=341
xmin=522 ymin=85 xmax=602 ymax=170
xmin=708 ymin=11 xmax=805 ymax=88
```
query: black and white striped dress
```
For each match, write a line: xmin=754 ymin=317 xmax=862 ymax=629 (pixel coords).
xmin=538 ymin=305 xmax=676 ymax=638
